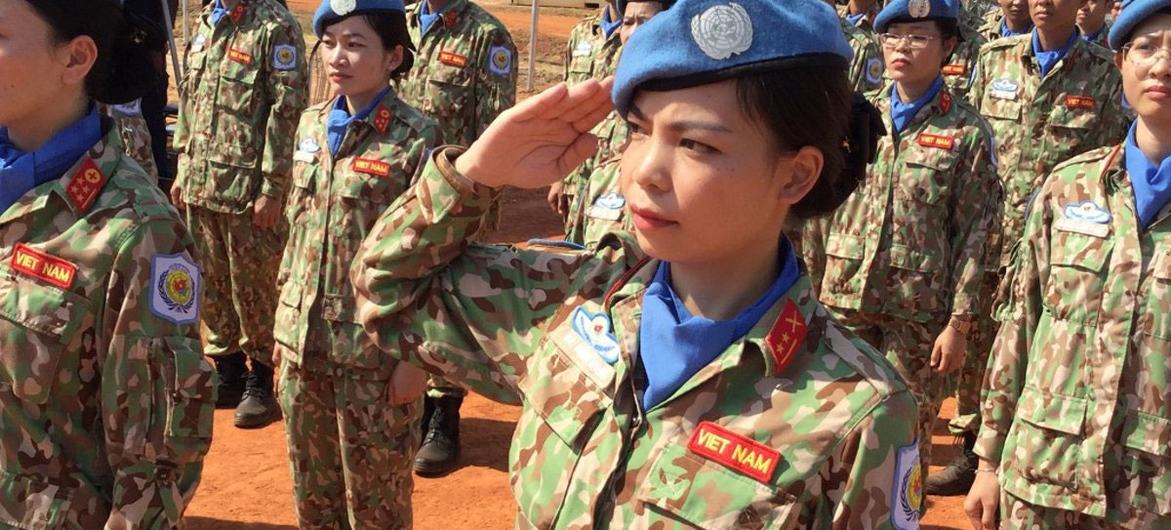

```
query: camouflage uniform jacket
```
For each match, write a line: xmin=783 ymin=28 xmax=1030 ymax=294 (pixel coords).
xmin=352 ymin=148 xmax=922 ymax=529
xmin=567 ymin=156 xmax=632 ymax=248
xmin=398 ymin=0 xmax=518 ymax=148
xmin=563 ymin=7 xmax=623 ymax=86
xmin=968 ymin=34 xmax=1127 ymax=268
xmin=808 ymin=86 xmax=1002 ymax=324
xmin=274 ymin=93 xmax=441 ymax=378
xmin=104 ymin=100 xmax=160 ymax=183
xmin=837 ymin=4 xmax=877 ymax=33
xmin=943 ymin=30 xmax=988 ymax=99
xmin=0 ymin=126 xmax=214 ymax=528
xmin=844 ymin=20 xmax=885 ymax=95
xmin=979 ymin=145 xmax=1171 ymax=525
xmin=173 ymin=0 xmax=308 ymax=214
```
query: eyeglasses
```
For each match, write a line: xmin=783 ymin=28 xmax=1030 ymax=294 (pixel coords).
xmin=1123 ymin=41 xmax=1171 ymax=67
xmin=878 ymin=33 xmax=938 ymax=49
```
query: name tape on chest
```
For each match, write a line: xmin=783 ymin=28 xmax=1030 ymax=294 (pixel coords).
xmin=65 ymin=158 xmax=106 ymax=212
xmin=688 ymin=421 xmax=780 ymax=483
xmin=352 ymin=158 xmax=391 ymax=177
xmin=11 ymin=244 xmax=77 ymax=289
xmin=1064 ymin=95 xmax=1095 ymax=111
xmin=228 ymin=48 xmax=253 ymax=66
xmin=917 ymin=133 xmax=955 ymax=151
xmin=439 ymin=51 xmax=468 ymax=68
xmin=942 ymin=63 xmax=967 ymax=76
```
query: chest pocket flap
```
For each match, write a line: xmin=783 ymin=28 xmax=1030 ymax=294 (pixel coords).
xmin=0 ymin=275 xmax=89 ymax=403
xmin=1048 ymin=100 xmax=1099 ymax=130
xmin=523 ymin=319 xmax=615 ymax=447
xmin=982 ymin=97 xmax=1023 ymax=121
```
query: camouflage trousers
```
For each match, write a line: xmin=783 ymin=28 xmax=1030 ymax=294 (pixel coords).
xmin=185 ymin=206 xmax=284 ymax=364
xmin=1000 ymin=492 xmax=1130 ymax=529
xmin=948 ymin=272 xmax=1001 ymax=435
xmin=831 ymin=309 xmax=948 ymax=481
xmin=279 ymin=352 xmax=423 ymax=530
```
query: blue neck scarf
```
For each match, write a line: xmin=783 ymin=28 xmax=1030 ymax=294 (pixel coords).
xmin=1032 ymin=29 xmax=1079 ymax=77
xmin=210 ymin=0 xmax=229 ymax=26
xmin=891 ymin=77 xmax=945 ymax=136
xmin=637 ymin=239 xmax=800 ymax=410
xmin=1000 ymin=18 xmax=1031 ymax=38
xmin=326 ymin=88 xmax=391 ymax=157
xmin=601 ymin=6 xmax=622 ymax=38
xmin=846 ymin=11 xmax=868 ymax=27
xmin=420 ymin=1 xmax=442 ymax=35
xmin=0 ymin=106 xmax=101 ymax=215
xmin=1124 ymin=122 xmax=1171 ymax=229
xmin=1082 ymin=27 xmax=1104 ymax=43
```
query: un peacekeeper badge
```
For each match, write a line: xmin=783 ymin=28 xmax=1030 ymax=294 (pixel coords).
xmin=891 ymin=442 xmax=923 ymax=530
xmin=150 ymin=254 xmax=201 ymax=325
xmin=908 ymin=0 xmax=931 ymax=18
xmin=865 ymin=57 xmax=884 ymax=86
xmin=550 ymin=304 xmax=619 ymax=388
xmin=990 ymin=78 xmax=1019 ymax=100
xmin=587 ymin=192 xmax=625 ymax=221
xmin=489 ymin=46 xmax=513 ymax=76
xmin=1056 ymin=200 xmax=1112 ymax=238
xmin=294 ymin=138 xmax=319 ymax=163
xmin=191 ymin=34 xmax=206 ymax=52
xmin=273 ymin=44 xmax=298 ymax=71
xmin=331 ymin=0 xmax=356 ymax=15
xmin=572 ymin=41 xmax=593 ymax=57
xmin=691 ymin=2 xmax=753 ymax=60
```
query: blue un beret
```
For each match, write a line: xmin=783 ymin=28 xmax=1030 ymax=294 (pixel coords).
xmin=873 ymin=0 xmax=960 ymax=33
xmin=313 ymin=0 xmax=405 ymax=37
xmin=1109 ymin=0 xmax=1171 ymax=50
xmin=611 ymin=0 xmax=853 ymax=117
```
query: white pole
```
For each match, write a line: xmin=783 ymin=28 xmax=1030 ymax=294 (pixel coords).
xmin=527 ymin=0 xmax=539 ymax=92
xmin=161 ymin=0 xmax=183 ymax=86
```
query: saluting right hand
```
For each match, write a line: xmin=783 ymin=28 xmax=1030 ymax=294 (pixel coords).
xmin=454 ymin=78 xmax=615 ymax=189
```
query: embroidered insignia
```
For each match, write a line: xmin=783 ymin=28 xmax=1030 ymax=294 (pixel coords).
xmin=443 ymin=10 xmax=458 ymax=29
xmin=587 ymin=193 xmax=626 ymax=221
xmin=438 ymin=51 xmax=468 ymax=67
xmin=1055 ymin=218 xmax=1110 ymax=238
xmin=688 ymin=422 xmax=780 ymax=483
xmin=940 ymin=92 xmax=953 ymax=113
xmin=373 ymin=107 xmax=393 ymax=134
xmin=690 ymin=2 xmax=753 ymax=60
xmin=228 ymin=48 xmax=253 ymax=65
xmin=1065 ymin=95 xmax=1095 ymax=110
xmin=942 ymin=63 xmax=967 ymax=76
xmin=150 ymin=254 xmax=200 ymax=325
xmin=917 ymin=133 xmax=955 ymax=150
xmin=488 ymin=45 xmax=512 ymax=76
xmin=299 ymin=138 xmax=321 ymax=154
xmin=765 ymin=300 xmax=806 ymax=373
xmin=330 ymin=0 xmax=356 ymax=16
xmin=229 ymin=2 xmax=246 ymax=22
xmin=352 ymin=158 xmax=391 ymax=177
xmin=570 ymin=306 xmax=620 ymax=364
xmin=891 ymin=441 xmax=923 ymax=530
xmin=908 ymin=0 xmax=931 ymax=18
xmin=572 ymin=41 xmax=594 ymax=57
xmin=65 ymin=158 xmax=106 ymax=212
xmin=1063 ymin=200 xmax=1112 ymax=224
xmin=990 ymin=78 xmax=1018 ymax=100
xmin=11 ymin=244 xmax=77 ymax=289
xmin=865 ymin=57 xmax=884 ymax=86
xmin=551 ymin=304 xmax=617 ymax=388
xmin=273 ymin=44 xmax=297 ymax=71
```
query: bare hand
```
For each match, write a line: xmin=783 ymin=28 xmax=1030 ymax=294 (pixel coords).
xmin=454 ymin=78 xmax=614 ymax=189
xmin=547 ymin=181 xmax=571 ymax=219
xmin=253 ymin=194 xmax=281 ymax=229
xmin=272 ymin=344 xmax=285 ymax=367
xmin=930 ymin=324 xmax=968 ymax=374
xmin=170 ymin=185 xmax=184 ymax=210
xmin=964 ymin=466 xmax=1000 ymax=530
xmin=386 ymin=361 xmax=429 ymax=406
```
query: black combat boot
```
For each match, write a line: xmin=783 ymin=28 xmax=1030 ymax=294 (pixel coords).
xmin=414 ymin=396 xmax=462 ymax=477
xmin=925 ymin=431 xmax=978 ymax=496
xmin=234 ymin=361 xmax=281 ymax=429
xmin=213 ymin=352 xmax=247 ymax=409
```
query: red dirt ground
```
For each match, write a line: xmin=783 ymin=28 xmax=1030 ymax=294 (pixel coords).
xmin=182 ymin=2 xmax=976 ymax=528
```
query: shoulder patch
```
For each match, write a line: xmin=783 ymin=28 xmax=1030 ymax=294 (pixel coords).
xmin=488 ymin=45 xmax=513 ymax=76
xmin=865 ymin=56 xmax=884 ymax=86
xmin=150 ymin=254 xmax=200 ymax=325
xmin=65 ymin=158 xmax=107 ymax=212
xmin=111 ymin=99 xmax=142 ymax=116
xmin=891 ymin=441 xmax=923 ymax=530
xmin=273 ymin=44 xmax=297 ymax=71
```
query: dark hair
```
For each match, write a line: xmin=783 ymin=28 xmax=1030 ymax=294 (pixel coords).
xmin=735 ymin=64 xmax=883 ymax=219
xmin=28 ymin=0 xmax=162 ymax=104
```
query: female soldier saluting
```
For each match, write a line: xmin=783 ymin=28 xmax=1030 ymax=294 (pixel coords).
xmin=0 ymin=0 xmax=214 ymax=527
xmin=272 ymin=0 xmax=441 ymax=527
xmin=354 ymin=0 xmax=923 ymax=527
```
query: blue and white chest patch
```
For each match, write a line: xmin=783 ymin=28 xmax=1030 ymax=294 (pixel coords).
xmin=588 ymin=192 xmax=626 ymax=221
xmin=192 ymin=34 xmax=207 ymax=52
xmin=572 ymin=41 xmax=594 ymax=57
xmin=550 ymin=304 xmax=620 ymax=389
xmin=273 ymin=44 xmax=298 ymax=71
xmin=571 ymin=306 xmax=620 ymax=364
xmin=891 ymin=441 xmax=923 ymax=530
xmin=990 ymin=78 xmax=1019 ymax=100
xmin=150 ymin=254 xmax=200 ymax=325
xmin=1057 ymin=200 xmax=1112 ymax=237
xmin=111 ymin=99 xmax=142 ymax=116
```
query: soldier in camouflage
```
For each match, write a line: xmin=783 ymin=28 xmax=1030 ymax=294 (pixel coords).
xmin=104 ymin=100 xmax=161 ymax=183
xmin=965 ymin=3 xmax=1171 ymax=526
xmin=942 ymin=0 xmax=1130 ymax=497
xmin=0 ymin=1 xmax=214 ymax=527
xmin=354 ymin=1 xmax=924 ymax=527
xmin=395 ymin=0 xmax=518 ymax=477
xmin=1078 ymin=0 xmax=1112 ymax=46
xmin=840 ymin=0 xmax=881 ymax=32
xmin=834 ymin=0 xmax=889 ymax=95
xmin=804 ymin=0 xmax=1002 ymax=500
xmin=977 ymin=0 xmax=1034 ymax=41
xmin=172 ymin=0 xmax=308 ymax=429
xmin=273 ymin=2 xmax=442 ymax=527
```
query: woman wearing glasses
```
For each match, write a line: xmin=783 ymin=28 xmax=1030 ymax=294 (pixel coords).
xmin=801 ymin=0 xmax=1002 ymax=494
xmin=964 ymin=0 xmax=1171 ymax=527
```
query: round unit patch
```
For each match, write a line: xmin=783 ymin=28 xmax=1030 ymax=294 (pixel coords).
xmin=690 ymin=2 xmax=753 ymax=60
xmin=865 ymin=57 xmax=884 ymax=86
xmin=488 ymin=45 xmax=513 ymax=76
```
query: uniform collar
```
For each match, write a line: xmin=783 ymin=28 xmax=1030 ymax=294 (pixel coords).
xmin=410 ymin=0 xmax=467 ymax=33
xmin=878 ymin=81 xmax=955 ymax=137
xmin=0 ymin=123 xmax=121 ymax=227
xmin=1022 ymin=28 xmax=1083 ymax=76
xmin=208 ymin=0 xmax=248 ymax=26
xmin=890 ymin=76 xmax=946 ymax=136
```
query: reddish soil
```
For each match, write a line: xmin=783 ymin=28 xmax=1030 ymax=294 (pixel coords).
xmin=181 ymin=1 xmax=976 ymax=528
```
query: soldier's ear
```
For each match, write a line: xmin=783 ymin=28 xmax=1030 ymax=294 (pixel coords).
xmin=1115 ymin=49 xmax=1125 ymax=70
xmin=386 ymin=44 xmax=404 ymax=75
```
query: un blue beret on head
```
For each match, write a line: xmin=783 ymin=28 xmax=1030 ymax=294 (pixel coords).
xmin=611 ymin=0 xmax=853 ymax=117
xmin=313 ymin=0 xmax=406 ymax=37
xmin=874 ymin=0 xmax=959 ymax=33
xmin=1109 ymin=0 xmax=1171 ymax=50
